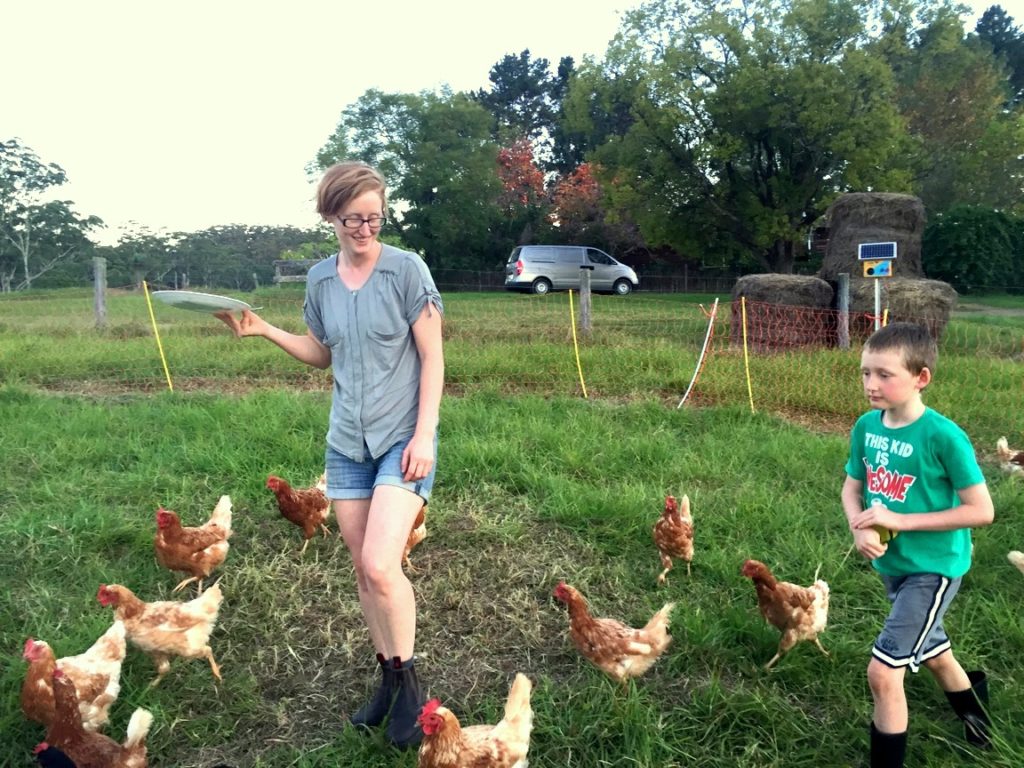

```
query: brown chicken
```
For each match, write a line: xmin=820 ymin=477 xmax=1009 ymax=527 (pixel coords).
xmin=741 ymin=559 xmax=830 ymax=669
xmin=96 ymin=582 xmax=223 ymax=687
xmin=403 ymin=505 xmax=427 ymax=570
xmin=154 ymin=494 xmax=232 ymax=593
xmin=653 ymin=494 xmax=694 ymax=584
xmin=553 ymin=582 xmax=674 ymax=682
xmin=22 ymin=621 xmax=126 ymax=731
xmin=266 ymin=474 xmax=331 ymax=554
xmin=45 ymin=667 xmax=152 ymax=768
xmin=996 ymin=437 xmax=1024 ymax=475
xmin=417 ymin=673 xmax=533 ymax=768
xmin=1009 ymin=550 xmax=1024 ymax=575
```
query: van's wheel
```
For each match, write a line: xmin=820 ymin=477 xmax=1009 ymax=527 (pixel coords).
xmin=613 ymin=279 xmax=633 ymax=296
xmin=532 ymin=278 xmax=552 ymax=295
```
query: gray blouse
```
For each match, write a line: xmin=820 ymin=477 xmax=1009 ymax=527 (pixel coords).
xmin=303 ymin=244 xmax=443 ymax=462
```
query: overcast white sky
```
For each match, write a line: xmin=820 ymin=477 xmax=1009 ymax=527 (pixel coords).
xmin=2 ymin=0 xmax=1011 ymax=245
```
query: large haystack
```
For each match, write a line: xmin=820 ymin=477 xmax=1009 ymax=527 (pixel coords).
xmin=848 ymin=278 xmax=958 ymax=340
xmin=731 ymin=275 xmax=835 ymax=350
xmin=820 ymin=193 xmax=925 ymax=283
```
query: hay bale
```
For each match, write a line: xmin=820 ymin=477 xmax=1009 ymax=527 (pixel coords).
xmin=731 ymin=275 xmax=835 ymax=350
xmin=820 ymin=193 xmax=926 ymax=283
xmin=848 ymin=278 xmax=957 ymax=340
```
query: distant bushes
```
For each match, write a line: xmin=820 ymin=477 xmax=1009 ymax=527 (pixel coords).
xmin=922 ymin=206 xmax=1024 ymax=294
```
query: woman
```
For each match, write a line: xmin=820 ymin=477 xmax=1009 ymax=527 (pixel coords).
xmin=216 ymin=161 xmax=443 ymax=749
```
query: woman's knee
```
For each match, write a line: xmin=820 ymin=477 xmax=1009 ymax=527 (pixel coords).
xmin=361 ymin=555 xmax=403 ymax=593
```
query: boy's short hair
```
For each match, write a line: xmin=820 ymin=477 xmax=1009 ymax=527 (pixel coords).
xmin=316 ymin=162 xmax=387 ymax=220
xmin=864 ymin=322 xmax=937 ymax=375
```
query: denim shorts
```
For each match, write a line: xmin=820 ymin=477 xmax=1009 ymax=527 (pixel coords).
xmin=872 ymin=572 xmax=961 ymax=673
xmin=325 ymin=433 xmax=436 ymax=503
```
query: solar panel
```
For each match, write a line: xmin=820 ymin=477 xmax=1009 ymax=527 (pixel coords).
xmin=857 ymin=242 xmax=897 ymax=260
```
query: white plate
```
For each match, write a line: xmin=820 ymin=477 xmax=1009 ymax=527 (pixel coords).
xmin=152 ymin=290 xmax=254 ymax=313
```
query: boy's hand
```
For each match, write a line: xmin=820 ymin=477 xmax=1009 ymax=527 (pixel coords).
xmin=853 ymin=527 xmax=888 ymax=560
xmin=851 ymin=502 xmax=900 ymax=535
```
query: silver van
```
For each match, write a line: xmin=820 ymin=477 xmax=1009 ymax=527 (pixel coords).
xmin=504 ymin=245 xmax=640 ymax=295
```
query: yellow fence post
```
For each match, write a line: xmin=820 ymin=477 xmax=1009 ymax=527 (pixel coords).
xmin=742 ymin=296 xmax=755 ymax=413
xmin=568 ymin=289 xmax=588 ymax=399
xmin=143 ymin=280 xmax=174 ymax=392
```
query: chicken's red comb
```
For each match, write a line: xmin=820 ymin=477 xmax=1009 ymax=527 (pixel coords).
xmin=33 ymin=742 xmax=49 ymax=755
xmin=23 ymin=637 xmax=36 ymax=655
xmin=421 ymin=698 xmax=442 ymax=716
xmin=52 ymin=667 xmax=65 ymax=679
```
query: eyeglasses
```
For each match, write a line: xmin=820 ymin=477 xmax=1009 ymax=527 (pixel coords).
xmin=337 ymin=215 xmax=387 ymax=231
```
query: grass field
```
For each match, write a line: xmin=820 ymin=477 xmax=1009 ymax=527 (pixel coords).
xmin=1 ymin=288 xmax=1023 ymax=767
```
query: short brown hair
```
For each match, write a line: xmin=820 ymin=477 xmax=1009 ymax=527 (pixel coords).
xmin=864 ymin=322 xmax=937 ymax=375
xmin=316 ymin=162 xmax=387 ymax=219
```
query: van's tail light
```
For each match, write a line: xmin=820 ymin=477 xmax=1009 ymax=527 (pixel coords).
xmin=515 ymin=259 xmax=524 ymax=276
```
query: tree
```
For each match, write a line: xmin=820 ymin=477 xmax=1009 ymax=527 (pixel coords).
xmin=584 ymin=0 xmax=913 ymax=273
xmin=316 ymin=89 xmax=506 ymax=270
xmin=922 ymin=205 xmax=1020 ymax=292
xmin=473 ymin=50 xmax=558 ymax=142
xmin=107 ymin=226 xmax=172 ymax=289
xmin=883 ymin=11 xmax=1024 ymax=213
xmin=975 ymin=4 xmax=1024 ymax=103
xmin=544 ymin=163 xmax=649 ymax=262
xmin=496 ymin=137 xmax=548 ymax=246
xmin=0 ymin=139 xmax=101 ymax=291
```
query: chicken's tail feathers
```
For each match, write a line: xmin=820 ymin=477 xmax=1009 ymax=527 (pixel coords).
xmin=316 ymin=472 xmax=327 ymax=493
xmin=643 ymin=602 xmax=676 ymax=642
xmin=123 ymin=707 xmax=153 ymax=749
xmin=210 ymin=495 xmax=233 ymax=532
xmin=499 ymin=673 xmax=534 ymax=741
xmin=93 ymin=619 xmax=127 ymax=657
xmin=198 ymin=579 xmax=225 ymax=605
xmin=679 ymin=494 xmax=691 ymax=519
xmin=997 ymin=437 xmax=1011 ymax=460
xmin=1008 ymin=550 xmax=1024 ymax=575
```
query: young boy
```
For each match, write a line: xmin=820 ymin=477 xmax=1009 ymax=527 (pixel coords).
xmin=841 ymin=322 xmax=995 ymax=768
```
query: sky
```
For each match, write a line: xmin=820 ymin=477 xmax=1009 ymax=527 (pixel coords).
xmin=2 ymin=0 xmax=1013 ymax=246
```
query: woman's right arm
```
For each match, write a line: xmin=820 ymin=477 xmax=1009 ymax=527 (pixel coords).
xmin=215 ymin=309 xmax=331 ymax=369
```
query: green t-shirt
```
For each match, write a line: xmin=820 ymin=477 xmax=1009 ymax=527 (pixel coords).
xmin=845 ymin=407 xmax=984 ymax=578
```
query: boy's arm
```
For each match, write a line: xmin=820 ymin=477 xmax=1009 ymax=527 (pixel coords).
xmin=851 ymin=482 xmax=995 ymax=533
xmin=841 ymin=475 xmax=865 ymax=529
xmin=843 ymin=475 xmax=889 ymax=560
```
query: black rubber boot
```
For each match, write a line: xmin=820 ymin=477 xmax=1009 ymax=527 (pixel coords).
xmin=944 ymin=670 xmax=992 ymax=749
xmin=350 ymin=653 xmax=397 ymax=729
xmin=870 ymin=723 xmax=907 ymax=768
xmin=386 ymin=656 xmax=425 ymax=750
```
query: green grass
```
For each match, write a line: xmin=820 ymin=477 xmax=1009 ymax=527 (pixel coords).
xmin=1 ymin=289 xmax=1023 ymax=767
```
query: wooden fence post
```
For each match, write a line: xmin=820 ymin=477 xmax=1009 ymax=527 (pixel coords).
xmin=837 ymin=272 xmax=850 ymax=349
xmin=579 ymin=266 xmax=594 ymax=336
xmin=93 ymin=256 xmax=107 ymax=329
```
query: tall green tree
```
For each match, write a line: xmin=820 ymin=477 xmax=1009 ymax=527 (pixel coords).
xmin=473 ymin=49 xmax=558 ymax=142
xmin=580 ymin=0 xmax=913 ymax=273
xmin=316 ymin=89 xmax=505 ymax=270
xmin=881 ymin=10 xmax=1024 ymax=213
xmin=0 ymin=139 xmax=101 ymax=291
xmin=975 ymin=4 xmax=1024 ymax=102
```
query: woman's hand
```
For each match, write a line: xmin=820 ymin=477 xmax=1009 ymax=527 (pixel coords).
xmin=401 ymin=433 xmax=435 ymax=482
xmin=214 ymin=308 xmax=268 ymax=338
